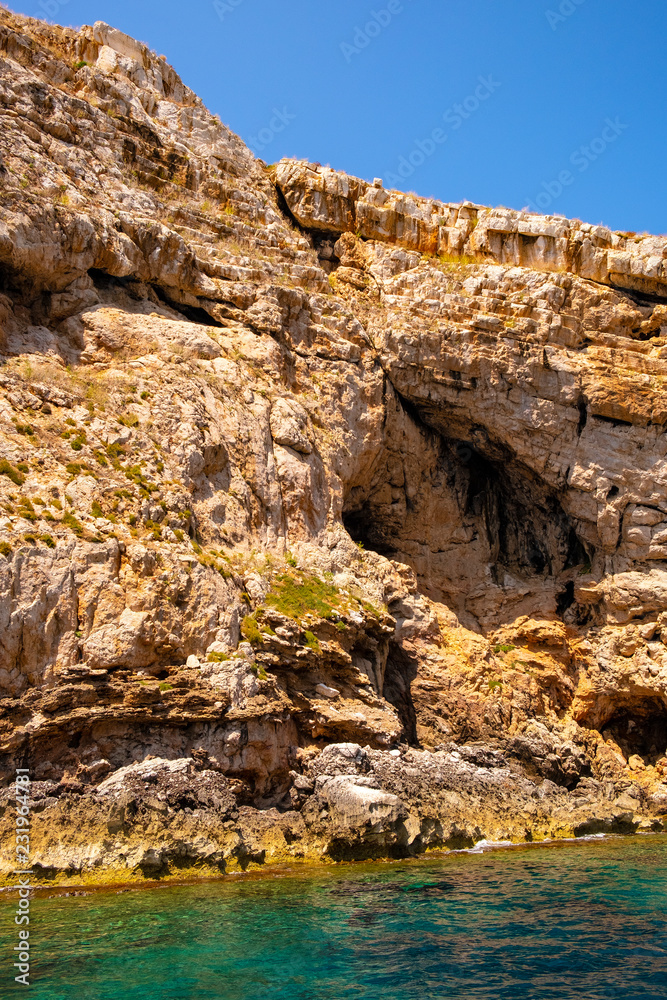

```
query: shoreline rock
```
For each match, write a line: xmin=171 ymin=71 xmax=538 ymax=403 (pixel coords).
xmin=0 ymin=741 xmax=662 ymax=886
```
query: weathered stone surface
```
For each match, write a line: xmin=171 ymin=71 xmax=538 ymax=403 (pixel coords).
xmin=276 ymin=159 xmax=667 ymax=299
xmin=0 ymin=9 xmax=666 ymax=884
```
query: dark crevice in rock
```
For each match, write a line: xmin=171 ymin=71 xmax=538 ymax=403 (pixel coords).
xmin=382 ymin=640 xmax=419 ymax=746
xmin=87 ymin=269 xmax=225 ymax=329
xmin=592 ymin=413 xmax=635 ymax=428
xmin=151 ymin=285 xmax=224 ymax=328
xmin=556 ymin=580 xmax=575 ymax=615
xmin=271 ymin=178 xmax=318 ymax=246
xmin=342 ymin=507 xmax=398 ymax=558
xmin=270 ymin=175 xmax=343 ymax=274
xmin=600 ymin=703 xmax=667 ymax=764
xmin=577 ymin=396 xmax=588 ymax=435
xmin=87 ymin=267 xmax=132 ymax=291
xmin=326 ymin=838 xmax=416 ymax=863
xmin=0 ymin=262 xmax=16 ymax=295
xmin=0 ymin=260 xmax=37 ymax=302
xmin=610 ymin=284 xmax=667 ymax=307
xmin=508 ymin=734 xmax=591 ymax=790
xmin=310 ymin=230 xmax=341 ymax=273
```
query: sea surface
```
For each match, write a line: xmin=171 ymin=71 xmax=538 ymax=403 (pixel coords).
xmin=2 ymin=835 xmax=666 ymax=999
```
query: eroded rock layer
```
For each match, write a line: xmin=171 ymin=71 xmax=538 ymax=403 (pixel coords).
xmin=0 ymin=10 xmax=666 ymax=883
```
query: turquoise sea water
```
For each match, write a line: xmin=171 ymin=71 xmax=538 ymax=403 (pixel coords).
xmin=2 ymin=836 xmax=666 ymax=999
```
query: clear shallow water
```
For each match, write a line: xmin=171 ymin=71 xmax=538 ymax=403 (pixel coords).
xmin=2 ymin=836 xmax=666 ymax=1000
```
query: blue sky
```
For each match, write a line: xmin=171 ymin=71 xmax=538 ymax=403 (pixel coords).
xmin=10 ymin=0 xmax=667 ymax=233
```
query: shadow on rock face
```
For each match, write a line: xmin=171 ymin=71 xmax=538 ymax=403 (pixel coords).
xmin=601 ymin=702 xmax=667 ymax=765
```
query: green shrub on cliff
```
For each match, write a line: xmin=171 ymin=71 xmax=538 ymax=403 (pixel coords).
xmin=265 ymin=572 xmax=342 ymax=621
xmin=303 ymin=630 xmax=321 ymax=651
xmin=62 ymin=511 xmax=84 ymax=536
xmin=0 ymin=459 xmax=25 ymax=486
xmin=240 ymin=614 xmax=264 ymax=645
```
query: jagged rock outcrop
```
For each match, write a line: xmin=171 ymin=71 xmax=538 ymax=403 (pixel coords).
xmin=0 ymin=10 xmax=666 ymax=884
xmin=276 ymin=159 xmax=667 ymax=298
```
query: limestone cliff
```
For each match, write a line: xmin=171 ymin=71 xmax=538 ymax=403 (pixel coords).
xmin=0 ymin=10 xmax=666 ymax=883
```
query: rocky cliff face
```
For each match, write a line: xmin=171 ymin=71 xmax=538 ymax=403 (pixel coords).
xmin=0 ymin=10 xmax=666 ymax=883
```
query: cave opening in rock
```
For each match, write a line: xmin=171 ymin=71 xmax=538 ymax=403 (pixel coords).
xmin=556 ymin=581 xmax=576 ymax=615
xmin=383 ymin=641 xmax=419 ymax=746
xmin=601 ymin=702 xmax=667 ymax=764
xmin=68 ymin=730 xmax=82 ymax=749
xmin=0 ymin=262 xmax=15 ymax=295
xmin=342 ymin=506 xmax=398 ymax=558
xmin=151 ymin=284 xmax=224 ymax=328
xmin=467 ymin=445 xmax=589 ymax=580
xmin=88 ymin=267 xmax=132 ymax=291
xmin=310 ymin=230 xmax=342 ymax=273
xmin=342 ymin=431 xmax=589 ymax=594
